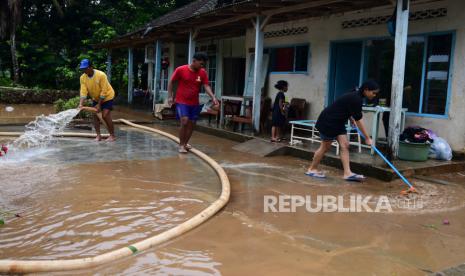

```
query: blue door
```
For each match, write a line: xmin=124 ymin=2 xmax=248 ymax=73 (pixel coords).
xmin=328 ymin=42 xmax=363 ymax=104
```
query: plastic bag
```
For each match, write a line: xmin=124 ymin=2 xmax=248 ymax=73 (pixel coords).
xmin=429 ymin=137 xmax=452 ymax=161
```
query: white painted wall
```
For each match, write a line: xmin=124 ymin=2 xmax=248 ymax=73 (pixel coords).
xmin=243 ymin=0 xmax=465 ymax=150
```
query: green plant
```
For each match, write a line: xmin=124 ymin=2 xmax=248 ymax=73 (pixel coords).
xmin=53 ymin=98 xmax=65 ymax=112
xmin=0 ymin=77 xmax=13 ymax=87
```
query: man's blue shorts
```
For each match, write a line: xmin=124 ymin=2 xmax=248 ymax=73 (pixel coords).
xmin=176 ymin=103 xmax=203 ymax=121
xmin=92 ymin=100 xmax=113 ymax=111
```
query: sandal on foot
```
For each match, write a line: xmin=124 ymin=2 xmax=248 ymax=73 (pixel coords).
xmin=178 ymin=146 xmax=188 ymax=154
xmin=344 ymin=174 xmax=366 ymax=182
xmin=305 ymin=171 xmax=326 ymax=179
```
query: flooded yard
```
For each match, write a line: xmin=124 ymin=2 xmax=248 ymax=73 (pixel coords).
xmin=0 ymin=106 xmax=464 ymax=275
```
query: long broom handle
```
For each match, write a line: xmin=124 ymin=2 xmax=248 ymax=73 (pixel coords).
xmin=355 ymin=128 xmax=414 ymax=189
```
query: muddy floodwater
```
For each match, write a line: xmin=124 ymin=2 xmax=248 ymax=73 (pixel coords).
xmin=0 ymin=104 xmax=54 ymax=124
xmin=1 ymin=119 xmax=465 ymax=275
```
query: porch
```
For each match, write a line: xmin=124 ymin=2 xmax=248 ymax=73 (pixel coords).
xmin=98 ymin=0 xmax=465 ymax=158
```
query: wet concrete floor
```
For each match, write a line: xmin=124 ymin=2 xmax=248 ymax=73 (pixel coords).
xmin=1 ymin=109 xmax=465 ymax=275
xmin=90 ymin=124 xmax=464 ymax=276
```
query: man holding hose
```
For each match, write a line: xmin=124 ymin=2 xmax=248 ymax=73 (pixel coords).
xmin=78 ymin=59 xmax=116 ymax=142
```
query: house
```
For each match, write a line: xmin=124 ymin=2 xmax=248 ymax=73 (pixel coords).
xmin=99 ymin=0 xmax=465 ymax=153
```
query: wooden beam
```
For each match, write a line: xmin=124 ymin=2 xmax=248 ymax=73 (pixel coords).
xmin=198 ymin=12 xmax=258 ymax=30
xmin=250 ymin=18 xmax=256 ymax=29
xmin=263 ymin=0 xmax=344 ymax=16
xmin=260 ymin=15 xmax=272 ymax=31
xmin=197 ymin=0 xmax=343 ymax=30
xmin=388 ymin=0 xmax=410 ymax=159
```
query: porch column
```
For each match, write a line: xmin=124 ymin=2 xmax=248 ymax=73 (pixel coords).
xmin=252 ymin=15 xmax=265 ymax=133
xmin=153 ymin=40 xmax=162 ymax=111
xmin=216 ymin=39 xmax=223 ymax=99
xmin=188 ymin=29 xmax=197 ymax=63
xmin=388 ymin=0 xmax=410 ymax=158
xmin=147 ymin=62 xmax=153 ymax=90
xmin=106 ymin=49 xmax=112 ymax=81
xmin=127 ymin=47 xmax=134 ymax=104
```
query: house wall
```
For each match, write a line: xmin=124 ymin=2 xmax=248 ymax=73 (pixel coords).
xmin=243 ymin=0 xmax=465 ymax=150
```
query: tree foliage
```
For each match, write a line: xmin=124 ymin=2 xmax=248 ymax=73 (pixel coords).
xmin=0 ymin=0 xmax=183 ymax=91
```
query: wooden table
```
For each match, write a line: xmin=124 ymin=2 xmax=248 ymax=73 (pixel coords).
xmin=219 ymin=95 xmax=253 ymax=127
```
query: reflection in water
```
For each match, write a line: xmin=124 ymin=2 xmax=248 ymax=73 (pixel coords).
xmin=0 ymin=128 xmax=220 ymax=270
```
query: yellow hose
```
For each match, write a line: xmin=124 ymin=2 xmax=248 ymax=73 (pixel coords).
xmin=0 ymin=119 xmax=230 ymax=273
xmin=0 ymin=132 xmax=109 ymax=138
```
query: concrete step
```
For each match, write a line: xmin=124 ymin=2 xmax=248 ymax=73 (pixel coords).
xmin=232 ymin=138 xmax=287 ymax=157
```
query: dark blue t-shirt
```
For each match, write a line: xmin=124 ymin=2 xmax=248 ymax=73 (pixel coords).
xmin=316 ymin=91 xmax=364 ymax=137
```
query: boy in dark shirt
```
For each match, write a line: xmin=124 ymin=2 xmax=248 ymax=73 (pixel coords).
xmin=306 ymin=80 xmax=379 ymax=181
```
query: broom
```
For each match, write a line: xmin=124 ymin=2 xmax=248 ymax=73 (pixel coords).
xmin=355 ymin=128 xmax=417 ymax=195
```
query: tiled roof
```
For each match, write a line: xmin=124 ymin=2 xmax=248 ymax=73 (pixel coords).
xmin=147 ymin=0 xmax=218 ymax=28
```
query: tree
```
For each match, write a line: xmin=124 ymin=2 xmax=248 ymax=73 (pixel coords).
xmin=0 ymin=0 xmax=185 ymax=89
xmin=0 ymin=0 xmax=22 ymax=84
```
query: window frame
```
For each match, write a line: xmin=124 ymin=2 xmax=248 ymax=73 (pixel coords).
xmin=356 ymin=31 xmax=455 ymax=119
xmin=267 ymin=43 xmax=310 ymax=74
xmin=159 ymin=67 xmax=169 ymax=92
xmin=199 ymin=54 xmax=217 ymax=94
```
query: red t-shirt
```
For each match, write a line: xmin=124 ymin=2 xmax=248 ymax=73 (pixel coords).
xmin=171 ymin=65 xmax=209 ymax=105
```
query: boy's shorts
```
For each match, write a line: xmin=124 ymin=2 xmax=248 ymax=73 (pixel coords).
xmin=176 ymin=103 xmax=203 ymax=121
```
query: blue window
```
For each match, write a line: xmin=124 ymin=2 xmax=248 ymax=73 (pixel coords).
xmin=363 ymin=32 xmax=454 ymax=117
xmin=269 ymin=45 xmax=309 ymax=73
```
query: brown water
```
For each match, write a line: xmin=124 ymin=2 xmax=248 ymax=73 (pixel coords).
xmin=96 ymin=125 xmax=465 ymax=276
xmin=0 ymin=104 xmax=54 ymax=124
xmin=1 ymin=110 xmax=465 ymax=275
xmin=0 ymin=128 xmax=219 ymax=261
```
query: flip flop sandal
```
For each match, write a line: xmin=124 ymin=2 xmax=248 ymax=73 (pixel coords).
xmin=178 ymin=146 xmax=188 ymax=154
xmin=344 ymin=174 xmax=366 ymax=182
xmin=305 ymin=171 xmax=327 ymax=179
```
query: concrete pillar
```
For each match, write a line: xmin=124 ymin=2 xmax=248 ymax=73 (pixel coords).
xmin=188 ymin=29 xmax=197 ymax=63
xmin=127 ymin=48 xmax=134 ymax=104
xmin=388 ymin=0 xmax=410 ymax=158
xmin=147 ymin=62 xmax=153 ymax=92
xmin=153 ymin=40 xmax=162 ymax=111
xmin=216 ymin=39 xmax=223 ymax=99
xmin=252 ymin=15 xmax=265 ymax=133
xmin=106 ymin=50 xmax=112 ymax=81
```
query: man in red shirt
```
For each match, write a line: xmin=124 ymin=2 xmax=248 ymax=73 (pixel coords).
xmin=168 ymin=52 xmax=219 ymax=153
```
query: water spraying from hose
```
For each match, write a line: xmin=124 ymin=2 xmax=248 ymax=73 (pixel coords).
xmin=9 ymin=108 xmax=80 ymax=150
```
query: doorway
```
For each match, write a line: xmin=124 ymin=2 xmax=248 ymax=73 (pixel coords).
xmin=222 ymin=57 xmax=246 ymax=96
xmin=328 ymin=41 xmax=363 ymax=104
